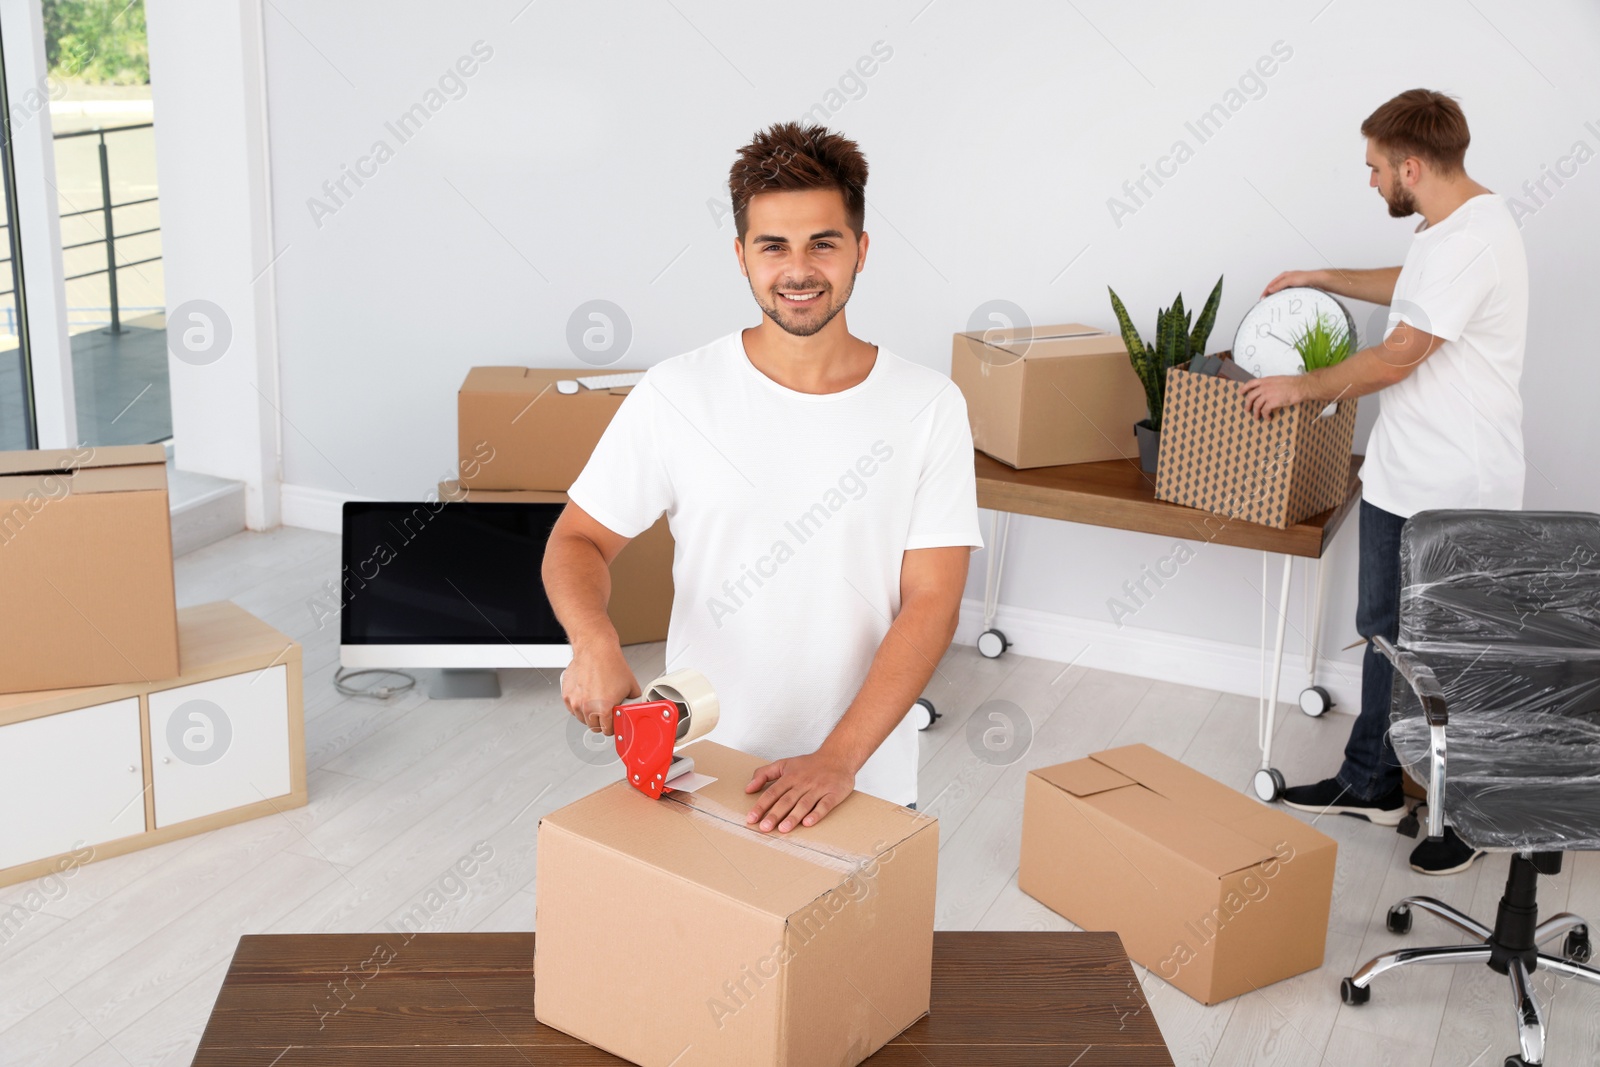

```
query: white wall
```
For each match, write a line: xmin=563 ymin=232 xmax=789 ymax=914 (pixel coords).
xmin=254 ymin=0 xmax=1600 ymax=700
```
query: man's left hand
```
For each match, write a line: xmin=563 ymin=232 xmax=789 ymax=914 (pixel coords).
xmin=1239 ymin=374 xmax=1308 ymax=419
xmin=744 ymin=750 xmax=856 ymax=833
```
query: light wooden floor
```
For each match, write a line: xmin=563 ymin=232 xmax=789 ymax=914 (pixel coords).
xmin=3 ymin=525 xmax=1597 ymax=1066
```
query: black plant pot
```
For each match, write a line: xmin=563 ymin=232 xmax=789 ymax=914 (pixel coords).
xmin=1134 ymin=419 xmax=1160 ymax=475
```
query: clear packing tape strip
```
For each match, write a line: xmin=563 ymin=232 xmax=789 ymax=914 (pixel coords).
xmin=1386 ymin=510 xmax=1600 ymax=852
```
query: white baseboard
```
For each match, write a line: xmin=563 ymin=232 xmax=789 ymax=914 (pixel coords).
xmin=957 ymin=596 xmax=1363 ymax=712
xmin=278 ymin=481 xmax=1362 ymax=711
xmin=279 ymin=482 xmax=371 ymax=534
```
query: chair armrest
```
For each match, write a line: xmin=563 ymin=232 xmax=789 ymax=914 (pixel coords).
xmin=1373 ymin=636 xmax=1449 ymax=839
xmin=1372 ymin=636 xmax=1448 ymax=726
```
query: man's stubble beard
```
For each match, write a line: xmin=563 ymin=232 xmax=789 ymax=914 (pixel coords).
xmin=751 ymin=271 xmax=857 ymax=338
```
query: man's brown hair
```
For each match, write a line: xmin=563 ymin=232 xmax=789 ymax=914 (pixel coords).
xmin=1361 ymin=89 xmax=1470 ymax=176
xmin=728 ymin=122 xmax=868 ymax=240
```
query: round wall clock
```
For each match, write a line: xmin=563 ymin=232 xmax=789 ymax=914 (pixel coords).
xmin=1231 ymin=287 xmax=1357 ymax=378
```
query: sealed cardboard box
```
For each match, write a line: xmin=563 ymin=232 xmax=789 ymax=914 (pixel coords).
xmin=1155 ymin=361 xmax=1357 ymax=528
xmin=458 ymin=367 xmax=636 ymax=491
xmin=438 ymin=480 xmax=672 ymax=646
xmin=535 ymin=740 xmax=938 ymax=1066
xmin=1020 ymin=744 xmax=1336 ymax=1005
xmin=0 ymin=444 xmax=179 ymax=693
xmin=950 ymin=322 xmax=1146 ymax=468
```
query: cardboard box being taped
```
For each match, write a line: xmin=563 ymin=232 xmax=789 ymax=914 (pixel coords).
xmin=438 ymin=480 xmax=671 ymax=646
xmin=1155 ymin=361 xmax=1357 ymax=529
xmin=535 ymin=740 xmax=938 ymax=1067
xmin=0 ymin=444 xmax=180 ymax=693
xmin=950 ymin=322 xmax=1147 ymax=468
xmin=1020 ymin=744 xmax=1336 ymax=1005
xmin=458 ymin=367 xmax=637 ymax=491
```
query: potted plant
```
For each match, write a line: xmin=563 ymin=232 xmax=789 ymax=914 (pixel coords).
xmin=1108 ymin=276 xmax=1224 ymax=474
xmin=1290 ymin=310 xmax=1354 ymax=417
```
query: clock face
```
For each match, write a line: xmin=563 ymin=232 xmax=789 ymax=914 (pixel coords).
xmin=1231 ymin=287 xmax=1357 ymax=378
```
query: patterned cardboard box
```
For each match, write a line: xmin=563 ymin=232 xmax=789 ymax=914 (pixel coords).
xmin=1154 ymin=363 xmax=1356 ymax=529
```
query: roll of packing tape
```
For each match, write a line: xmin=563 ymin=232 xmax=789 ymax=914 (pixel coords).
xmin=646 ymin=668 xmax=720 ymax=745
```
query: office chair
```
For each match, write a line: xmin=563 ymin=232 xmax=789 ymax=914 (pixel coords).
xmin=1338 ymin=510 xmax=1600 ymax=1067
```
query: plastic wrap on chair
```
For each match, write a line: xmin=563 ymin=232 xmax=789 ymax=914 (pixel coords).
xmin=1386 ymin=510 xmax=1600 ymax=851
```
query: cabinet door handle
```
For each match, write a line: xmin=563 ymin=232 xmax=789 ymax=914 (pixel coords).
xmin=128 ymin=764 xmax=137 ymax=773
xmin=161 ymin=756 xmax=171 ymax=764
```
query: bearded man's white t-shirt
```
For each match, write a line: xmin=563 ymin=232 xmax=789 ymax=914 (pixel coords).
xmin=566 ymin=331 xmax=984 ymax=805
xmin=1362 ymin=193 xmax=1529 ymax=518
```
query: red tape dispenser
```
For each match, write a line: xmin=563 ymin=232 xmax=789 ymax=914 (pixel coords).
xmin=613 ymin=669 xmax=720 ymax=799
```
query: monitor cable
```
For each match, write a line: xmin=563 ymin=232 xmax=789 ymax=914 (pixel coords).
xmin=334 ymin=667 xmax=417 ymax=702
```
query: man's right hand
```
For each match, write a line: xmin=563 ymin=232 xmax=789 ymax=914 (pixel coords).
xmin=561 ymin=641 xmax=640 ymax=736
xmin=1260 ymin=269 xmax=1322 ymax=298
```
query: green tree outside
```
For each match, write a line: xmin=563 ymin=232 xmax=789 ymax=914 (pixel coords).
xmin=43 ymin=0 xmax=149 ymax=85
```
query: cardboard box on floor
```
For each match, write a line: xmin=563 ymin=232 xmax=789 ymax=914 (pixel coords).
xmin=458 ymin=367 xmax=639 ymax=491
xmin=0 ymin=444 xmax=180 ymax=693
xmin=438 ymin=480 xmax=672 ymax=646
xmin=535 ymin=740 xmax=938 ymax=1067
xmin=950 ymin=322 xmax=1147 ymax=468
xmin=1020 ymin=744 xmax=1336 ymax=1005
xmin=1155 ymin=361 xmax=1358 ymax=529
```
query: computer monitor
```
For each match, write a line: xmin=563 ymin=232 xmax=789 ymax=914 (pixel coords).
xmin=339 ymin=501 xmax=573 ymax=695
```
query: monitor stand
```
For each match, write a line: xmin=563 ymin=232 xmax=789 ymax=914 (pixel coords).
xmin=430 ymin=669 xmax=501 ymax=700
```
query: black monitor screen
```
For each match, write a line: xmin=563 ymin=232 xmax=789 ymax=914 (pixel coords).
xmin=340 ymin=502 xmax=567 ymax=645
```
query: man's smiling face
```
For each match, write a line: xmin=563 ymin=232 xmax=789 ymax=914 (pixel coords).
xmin=736 ymin=187 xmax=867 ymax=337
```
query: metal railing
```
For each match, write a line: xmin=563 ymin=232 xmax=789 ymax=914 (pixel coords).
xmin=46 ymin=122 xmax=160 ymax=335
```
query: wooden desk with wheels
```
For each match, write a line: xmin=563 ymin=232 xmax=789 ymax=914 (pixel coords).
xmin=973 ymin=450 xmax=1363 ymax=801
xmin=191 ymin=930 xmax=1174 ymax=1065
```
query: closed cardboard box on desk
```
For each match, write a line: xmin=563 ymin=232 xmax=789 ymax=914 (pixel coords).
xmin=437 ymin=480 xmax=673 ymax=646
xmin=1020 ymin=744 xmax=1336 ymax=1005
xmin=458 ymin=367 xmax=637 ymax=491
xmin=0 ymin=444 xmax=179 ymax=693
xmin=950 ymin=323 xmax=1147 ymax=467
xmin=1155 ymin=361 xmax=1357 ymax=529
xmin=535 ymin=740 xmax=938 ymax=1067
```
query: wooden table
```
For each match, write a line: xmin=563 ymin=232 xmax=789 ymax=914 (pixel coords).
xmin=973 ymin=451 xmax=1363 ymax=801
xmin=192 ymin=930 xmax=1174 ymax=1065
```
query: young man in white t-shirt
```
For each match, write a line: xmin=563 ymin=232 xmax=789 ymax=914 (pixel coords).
xmin=1241 ymin=89 xmax=1528 ymax=876
xmin=542 ymin=123 xmax=984 ymax=832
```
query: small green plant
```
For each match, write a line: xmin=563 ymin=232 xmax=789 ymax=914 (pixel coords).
xmin=1108 ymin=276 xmax=1223 ymax=432
xmin=1291 ymin=312 xmax=1354 ymax=371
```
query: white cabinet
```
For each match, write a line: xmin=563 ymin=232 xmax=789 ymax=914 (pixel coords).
xmin=147 ymin=665 xmax=292 ymax=828
xmin=0 ymin=698 xmax=146 ymax=869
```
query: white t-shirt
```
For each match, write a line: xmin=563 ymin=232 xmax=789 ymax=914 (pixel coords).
xmin=566 ymin=330 xmax=984 ymax=805
xmin=1362 ymin=193 xmax=1529 ymax=518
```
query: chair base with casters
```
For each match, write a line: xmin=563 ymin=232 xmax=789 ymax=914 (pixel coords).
xmin=1342 ymin=851 xmax=1600 ymax=1067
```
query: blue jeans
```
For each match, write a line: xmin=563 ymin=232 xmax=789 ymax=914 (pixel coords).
xmin=1334 ymin=499 xmax=1407 ymax=800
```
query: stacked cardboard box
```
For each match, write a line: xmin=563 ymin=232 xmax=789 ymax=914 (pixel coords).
xmin=950 ymin=323 xmax=1147 ymax=468
xmin=456 ymin=368 xmax=673 ymax=644
xmin=0 ymin=444 xmax=180 ymax=692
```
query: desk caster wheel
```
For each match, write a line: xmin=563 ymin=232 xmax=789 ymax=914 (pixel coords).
xmin=977 ymin=629 xmax=1009 ymax=659
xmin=1298 ymin=686 xmax=1332 ymax=717
xmin=1505 ymin=1057 xmax=1532 ymax=1067
xmin=1564 ymin=926 xmax=1591 ymax=964
xmin=1386 ymin=905 xmax=1412 ymax=935
xmin=1252 ymin=768 xmax=1285 ymax=802
xmin=910 ymin=698 xmax=939 ymax=731
xmin=1340 ymin=977 xmax=1370 ymax=1005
